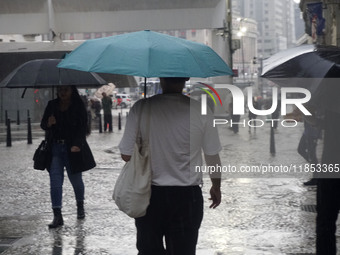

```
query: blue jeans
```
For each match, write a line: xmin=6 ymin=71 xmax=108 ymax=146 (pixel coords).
xmin=49 ymin=143 xmax=85 ymax=208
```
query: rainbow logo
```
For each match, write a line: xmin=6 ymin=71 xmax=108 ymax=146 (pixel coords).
xmin=197 ymin=82 xmax=223 ymax=106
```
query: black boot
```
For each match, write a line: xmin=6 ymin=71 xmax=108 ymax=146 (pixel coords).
xmin=48 ymin=208 xmax=64 ymax=228
xmin=77 ymin=201 xmax=85 ymax=219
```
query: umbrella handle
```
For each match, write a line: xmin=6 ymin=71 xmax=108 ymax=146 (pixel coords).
xmin=21 ymin=88 xmax=27 ymax=98
xmin=144 ymin=77 xmax=147 ymax=98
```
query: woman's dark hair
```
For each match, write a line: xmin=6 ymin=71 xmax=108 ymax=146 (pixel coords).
xmin=70 ymin=86 xmax=83 ymax=104
xmin=68 ymin=86 xmax=91 ymax=136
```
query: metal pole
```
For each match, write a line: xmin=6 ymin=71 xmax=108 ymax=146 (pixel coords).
xmin=270 ymin=125 xmax=275 ymax=155
xmin=227 ymin=0 xmax=233 ymax=69
xmin=17 ymin=110 xmax=20 ymax=125
xmin=98 ymin=114 xmax=102 ymax=133
xmin=241 ymin=34 xmax=246 ymax=82
xmin=6 ymin=118 xmax=12 ymax=147
xmin=27 ymin=110 xmax=32 ymax=144
xmin=27 ymin=117 xmax=32 ymax=144
xmin=144 ymin=77 xmax=147 ymax=98
xmin=5 ymin=110 xmax=8 ymax=126
xmin=118 ymin=113 xmax=122 ymax=130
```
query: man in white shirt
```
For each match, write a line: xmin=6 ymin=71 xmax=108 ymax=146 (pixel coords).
xmin=119 ymin=77 xmax=222 ymax=255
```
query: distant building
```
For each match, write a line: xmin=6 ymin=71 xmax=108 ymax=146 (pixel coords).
xmin=233 ymin=0 xmax=299 ymax=58
xmin=232 ymin=17 xmax=258 ymax=80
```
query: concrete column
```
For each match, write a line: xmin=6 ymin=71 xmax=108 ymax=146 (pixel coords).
xmin=210 ymin=0 xmax=233 ymax=116
xmin=47 ymin=0 xmax=61 ymax=42
xmin=336 ymin=7 xmax=340 ymax=46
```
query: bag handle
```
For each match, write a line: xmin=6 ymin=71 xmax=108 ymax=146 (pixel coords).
xmin=136 ymin=99 xmax=151 ymax=146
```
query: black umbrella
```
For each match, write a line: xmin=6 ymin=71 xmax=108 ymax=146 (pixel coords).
xmin=261 ymin=44 xmax=340 ymax=113
xmin=261 ymin=44 xmax=340 ymax=92
xmin=0 ymin=59 xmax=107 ymax=97
xmin=261 ymin=44 xmax=340 ymax=79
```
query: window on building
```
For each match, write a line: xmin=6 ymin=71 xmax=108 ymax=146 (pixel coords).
xmin=179 ymin=31 xmax=186 ymax=39
xmin=84 ymin=33 xmax=91 ymax=39
xmin=95 ymin=33 xmax=102 ymax=38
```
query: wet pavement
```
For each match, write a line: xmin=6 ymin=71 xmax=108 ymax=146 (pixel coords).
xmin=0 ymin=108 xmax=335 ymax=255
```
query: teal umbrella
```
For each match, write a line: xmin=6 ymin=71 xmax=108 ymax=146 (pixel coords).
xmin=58 ymin=30 xmax=232 ymax=78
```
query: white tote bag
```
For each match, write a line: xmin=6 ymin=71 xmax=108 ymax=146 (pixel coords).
xmin=113 ymin=101 xmax=152 ymax=218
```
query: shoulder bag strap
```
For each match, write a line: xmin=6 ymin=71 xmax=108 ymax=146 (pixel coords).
xmin=136 ymin=99 xmax=151 ymax=146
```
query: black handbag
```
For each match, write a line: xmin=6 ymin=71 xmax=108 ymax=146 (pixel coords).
xmin=33 ymin=129 xmax=52 ymax=170
xmin=33 ymin=139 xmax=52 ymax=170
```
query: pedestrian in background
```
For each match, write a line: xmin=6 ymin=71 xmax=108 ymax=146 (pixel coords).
xmin=298 ymin=120 xmax=321 ymax=186
xmin=101 ymin=92 xmax=113 ymax=132
xmin=40 ymin=85 xmax=96 ymax=228
xmin=229 ymin=99 xmax=241 ymax=134
xmin=119 ymin=77 xmax=222 ymax=255
xmin=316 ymin=109 xmax=340 ymax=254
xmin=271 ymin=99 xmax=281 ymax=130
xmin=248 ymin=96 xmax=259 ymax=133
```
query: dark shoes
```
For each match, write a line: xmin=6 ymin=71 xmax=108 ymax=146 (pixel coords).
xmin=48 ymin=208 xmax=64 ymax=228
xmin=48 ymin=201 xmax=85 ymax=228
xmin=303 ymin=178 xmax=318 ymax=186
xmin=77 ymin=201 xmax=85 ymax=219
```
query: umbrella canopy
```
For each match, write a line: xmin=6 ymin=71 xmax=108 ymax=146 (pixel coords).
xmin=0 ymin=59 xmax=107 ymax=88
xmin=261 ymin=44 xmax=340 ymax=81
xmin=95 ymin=83 xmax=116 ymax=98
xmin=261 ymin=44 xmax=340 ymax=113
xmin=58 ymin=30 xmax=233 ymax=78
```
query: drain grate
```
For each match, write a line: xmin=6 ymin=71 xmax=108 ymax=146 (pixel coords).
xmin=0 ymin=237 xmax=21 ymax=254
xmin=301 ymin=204 xmax=317 ymax=213
xmin=287 ymin=253 xmax=315 ymax=255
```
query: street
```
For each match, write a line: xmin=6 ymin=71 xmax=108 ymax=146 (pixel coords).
xmin=0 ymin=110 xmax=332 ymax=255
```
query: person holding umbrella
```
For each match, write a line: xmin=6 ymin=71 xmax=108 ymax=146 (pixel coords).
xmin=58 ymin=31 xmax=231 ymax=250
xmin=119 ymin=77 xmax=222 ymax=254
xmin=40 ymin=85 xmax=96 ymax=228
xmin=101 ymin=92 xmax=113 ymax=132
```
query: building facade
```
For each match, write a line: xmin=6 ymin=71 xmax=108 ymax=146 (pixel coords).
xmin=232 ymin=17 xmax=258 ymax=80
xmin=300 ymin=0 xmax=340 ymax=46
xmin=233 ymin=0 xmax=301 ymax=58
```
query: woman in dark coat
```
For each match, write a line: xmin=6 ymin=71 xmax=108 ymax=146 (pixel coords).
xmin=41 ymin=85 xmax=96 ymax=228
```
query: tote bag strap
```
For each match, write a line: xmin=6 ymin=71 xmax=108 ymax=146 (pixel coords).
xmin=136 ymin=99 xmax=151 ymax=146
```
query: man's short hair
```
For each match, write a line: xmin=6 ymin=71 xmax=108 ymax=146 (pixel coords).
xmin=163 ymin=77 xmax=189 ymax=84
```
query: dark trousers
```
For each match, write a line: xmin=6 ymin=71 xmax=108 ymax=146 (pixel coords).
xmin=298 ymin=134 xmax=318 ymax=164
xmin=231 ymin=114 xmax=241 ymax=134
xmin=135 ymin=185 xmax=204 ymax=255
xmin=316 ymin=179 xmax=340 ymax=254
xmin=103 ymin=114 xmax=112 ymax=132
